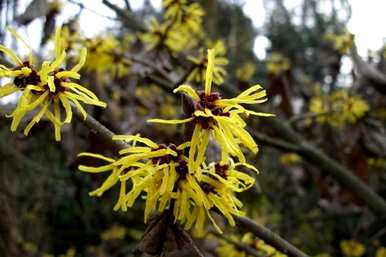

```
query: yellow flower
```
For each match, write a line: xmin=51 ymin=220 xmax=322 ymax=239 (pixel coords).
xmin=59 ymin=21 xmax=82 ymax=51
xmin=309 ymin=89 xmax=369 ymax=128
xmin=376 ymin=247 xmax=386 ymax=257
xmin=340 ymin=240 xmax=366 ymax=257
xmin=163 ymin=0 xmax=187 ymax=21
xmin=177 ymin=3 xmax=204 ymax=33
xmin=149 ymin=49 xmax=273 ymax=172
xmin=325 ymin=32 xmax=354 ymax=55
xmin=187 ymin=45 xmax=229 ymax=85
xmin=256 ymin=240 xmax=288 ymax=257
xmin=79 ymin=133 xmax=257 ymax=236
xmin=49 ymin=0 xmax=62 ymax=11
xmin=0 ymin=28 xmax=35 ymax=99
xmin=207 ymin=40 xmax=227 ymax=56
xmin=217 ymin=244 xmax=247 ymax=257
xmin=267 ymin=53 xmax=290 ymax=76
xmin=101 ymin=225 xmax=127 ymax=241
xmin=83 ymin=35 xmax=131 ymax=78
xmin=139 ymin=18 xmax=185 ymax=53
xmin=216 ymin=233 xmax=256 ymax=257
xmin=368 ymin=157 xmax=386 ymax=168
xmin=189 ymin=160 xmax=257 ymax=236
xmin=79 ymin=135 xmax=193 ymax=223
xmin=280 ymin=153 xmax=302 ymax=165
xmin=1 ymin=27 xmax=106 ymax=141
xmin=236 ymin=62 xmax=256 ymax=82
xmin=163 ymin=0 xmax=204 ymax=33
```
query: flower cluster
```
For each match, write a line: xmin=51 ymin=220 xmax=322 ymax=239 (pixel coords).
xmin=0 ymin=27 xmax=106 ymax=141
xmin=187 ymin=40 xmax=229 ymax=85
xmin=377 ymin=247 xmax=386 ymax=257
xmin=83 ymin=35 xmax=132 ymax=79
xmin=236 ymin=62 xmax=256 ymax=82
xmin=309 ymin=89 xmax=369 ymax=128
xmin=79 ymin=135 xmax=256 ymax=236
xmin=150 ymin=49 xmax=273 ymax=172
xmin=217 ymin=233 xmax=288 ymax=257
xmin=279 ymin=152 xmax=302 ymax=165
xmin=79 ymin=49 xmax=272 ymax=236
xmin=324 ymin=32 xmax=355 ymax=55
xmin=139 ymin=0 xmax=204 ymax=54
xmin=267 ymin=52 xmax=290 ymax=76
xmin=340 ymin=240 xmax=366 ymax=257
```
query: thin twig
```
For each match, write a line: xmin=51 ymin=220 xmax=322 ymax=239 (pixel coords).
xmin=288 ymin=111 xmax=331 ymax=124
xmin=236 ymin=216 xmax=310 ymax=257
xmin=130 ymin=56 xmax=173 ymax=82
xmin=67 ymin=0 xmax=116 ymax=20
xmin=102 ymin=0 xmax=146 ymax=31
xmin=351 ymin=45 xmax=386 ymax=95
xmin=71 ymin=103 xmax=129 ymax=151
xmin=124 ymin=0 xmax=132 ymax=11
xmin=249 ymin=130 xmax=303 ymax=152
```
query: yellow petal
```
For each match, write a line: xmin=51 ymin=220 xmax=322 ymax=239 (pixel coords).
xmin=147 ymin=117 xmax=194 ymax=124
xmin=173 ymin=84 xmax=200 ymax=100
xmin=204 ymin=49 xmax=215 ymax=95
xmin=0 ymin=83 xmax=18 ymax=97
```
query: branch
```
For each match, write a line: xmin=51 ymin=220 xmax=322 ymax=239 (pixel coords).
xmin=102 ymin=0 xmax=146 ymax=31
xmin=124 ymin=0 xmax=131 ymax=11
xmin=71 ymin=104 xmax=129 ymax=151
xmin=236 ymin=216 xmax=310 ymax=257
xmin=351 ymin=45 xmax=386 ymax=95
xmin=249 ymin=130 xmax=303 ymax=153
xmin=288 ymin=111 xmax=331 ymax=124
xmin=300 ymin=143 xmax=386 ymax=216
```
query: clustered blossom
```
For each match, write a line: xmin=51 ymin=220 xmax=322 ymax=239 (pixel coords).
xmin=79 ymin=49 xmax=273 ymax=236
xmin=309 ymin=89 xmax=369 ymax=128
xmin=79 ymin=134 xmax=257 ymax=236
xmin=187 ymin=40 xmax=229 ymax=85
xmin=139 ymin=0 xmax=204 ymax=54
xmin=83 ymin=35 xmax=132 ymax=79
xmin=324 ymin=31 xmax=354 ymax=55
xmin=217 ymin=233 xmax=288 ymax=257
xmin=149 ymin=49 xmax=273 ymax=172
xmin=266 ymin=52 xmax=290 ymax=76
xmin=0 ymin=27 xmax=106 ymax=141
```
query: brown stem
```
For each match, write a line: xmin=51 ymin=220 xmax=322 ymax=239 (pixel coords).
xmin=71 ymin=103 xmax=129 ymax=151
xmin=235 ymin=216 xmax=310 ymax=257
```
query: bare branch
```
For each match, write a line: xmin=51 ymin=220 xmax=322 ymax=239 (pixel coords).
xmin=71 ymin=103 xmax=129 ymax=151
xmin=102 ymin=0 xmax=146 ymax=31
xmin=351 ymin=45 xmax=386 ymax=95
xmin=249 ymin=130 xmax=303 ymax=152
xmin=236 ymin=216 xmax=310 ymax=257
